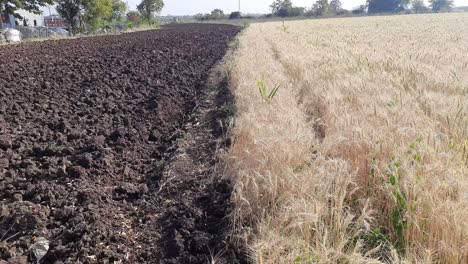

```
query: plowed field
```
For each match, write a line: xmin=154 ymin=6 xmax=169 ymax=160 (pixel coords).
xmin=0 ymin=24 xmax=241 ymax=263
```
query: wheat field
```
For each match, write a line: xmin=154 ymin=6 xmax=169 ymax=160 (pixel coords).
xmin=226 ymin=13 xmax=467 ymax=263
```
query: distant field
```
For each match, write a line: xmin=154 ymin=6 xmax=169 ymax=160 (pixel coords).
xmin=227 ymin=13 xmax=467 ymax=263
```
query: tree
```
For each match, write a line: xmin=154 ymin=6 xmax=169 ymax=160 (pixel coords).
xmin=56 ymin=0 xmax=81 ymax=35
xmin=0 ymin=0 xmax=54 ymax=19
xmin=110 ymin=0 xmax=126 ymax=21
xmin=137 ymin=0 xmax=164 ymax=24
xmin=57 ymin=0 xmax=121 ymax=32
xmin=229 ymin=11 xmax=241 ymax=19
xmin=210 ymin=8 xmax=225 ymax=19
xmin=428 ymin=0 xmax=454 ymax=12
xmin=312 ymin=0 xmax=330 ymax=16
xmin=367 ymin=0 xmax=408 ymax=13
xmin=193 ymin=10 xmax=226 ymax=21
xmin=270 ymin=0 xmax=293 ymax=17
xmin=127 ymin=10 xmax=141 ymax=22
xmin=352 ymin=4 xmax=367 ymax=14
xmin=289 ymin=6 xmax=305 ymax=16
xmin=330 ymin=0 xmax=342 ymax=14
xmin=411 ymin=0 xmax=428 ymax=13
xmin=194 ymin=13 xmax=207 ymax=21
xmin=81 ymin=0 xmax=113 ymax=29
xmin=270 ymin=0 xmax=305 ymax=17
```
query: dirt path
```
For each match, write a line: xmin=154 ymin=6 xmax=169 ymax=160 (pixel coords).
xmin=0 ymin=24 xmax=242 ymax=263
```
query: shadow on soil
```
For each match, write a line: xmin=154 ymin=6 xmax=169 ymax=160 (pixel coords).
xmin=153 ymin=73 xmax=248 ymax=264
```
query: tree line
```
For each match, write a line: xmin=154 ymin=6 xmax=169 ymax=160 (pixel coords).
xmin=268 ymin=0 xmax=455 ymax=18
xmin=0 ymin=0 xmax=164 ymax=34
xmin=193 ymin=10 xmax=257 ymax=21
xmin=193 ymin=0 xmax=456 ymax=22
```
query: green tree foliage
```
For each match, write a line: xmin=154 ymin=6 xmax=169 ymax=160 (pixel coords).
xmin=0 ymin=0 xmax=54 ymax=18
xmin=193 ymin=13 xmax=205 ymax=20
xmin=270 ymin=0 xmax=304 ymax=17
xmin=411 ymin=0 xmax=428 ymax=13
xmin=270 ymin=0 xmax=293 ymax=17
xmin=137 ymin=0 xmax=163 ymax=23
xmin=330 ymin=0 xmax=342 ymax=13
xmin=367 ymin=0 xmax=409 ymax=13
xmin=56 ymin=0 xmax=81 ymax=35
xmin=312 ymin=0 xmax=331 ymax=16
xmin=210 ymin=8 xmax=225 ymax=19
xmin=110 ymin=0 xmax=126 ymax=21
xmin=82 ymin=0 xmax=113 ymax=29
xmin=194 ymin=9 xmax=227 ymax=21
xmin=229 ymin=11 xmax=241 ymax=19
xmin=289 ymin=6 xmax=305 ymax=16
xmin=428 ymin=0 xmax=454 ymax=12
xmin=57 ymin=0 xmax=124 ymax=32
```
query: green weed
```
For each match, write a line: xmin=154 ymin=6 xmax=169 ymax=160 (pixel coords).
xmin=257 ymin=80 xmax=280 ymax=103
xmin=386 ymin=158 xmax=407 ymax=254
xmin=384 ymin=137 xmax=423 ymax=254
xmin=294 ymin=255 xmax=314 ymax=264
xmin=366 ymin=227 xmax=391 ymax=248
xmin=280 ymin=21 xmax=289 ymax=33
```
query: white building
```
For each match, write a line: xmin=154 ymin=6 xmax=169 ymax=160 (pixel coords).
xmin=16 ymin=10 xmax=45 ymax=27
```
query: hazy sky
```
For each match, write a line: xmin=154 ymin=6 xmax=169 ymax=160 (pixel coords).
xmin=136 ymin=0 xmax=468 ymax=16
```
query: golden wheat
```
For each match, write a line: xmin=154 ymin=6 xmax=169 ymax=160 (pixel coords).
xmin=227 ymin=13 xmax=468 ymax=263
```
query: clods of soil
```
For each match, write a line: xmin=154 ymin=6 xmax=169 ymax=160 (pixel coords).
xmin=0 ymin=24 xmax=243 ymax=263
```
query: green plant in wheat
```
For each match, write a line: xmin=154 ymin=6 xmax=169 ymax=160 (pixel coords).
xmin=257 ymin=80 xmax=280 ymax=103
xmin=294 ymin=255 xmax=313 ymax=264
xmin=386 ymin=158 xmax=407 ymax=255
xmin=280 ymin=21 xmax=289 ymax=33
xmin=364 ymin=227 xmax=392 ymax=253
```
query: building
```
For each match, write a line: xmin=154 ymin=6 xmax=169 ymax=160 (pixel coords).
xmin=1 ymin=9 xmax=46 ymax=29
xmin=16 ymin=10 xmax=45 ymax=27
xmin=454 ymin=6 xmax=468 ymax=12
xmin=45 ymin=15 xmax=68 ymax=28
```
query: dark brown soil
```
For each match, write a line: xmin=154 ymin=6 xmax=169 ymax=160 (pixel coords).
xmin=0 ymin=24 xmax=244 ymax=263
